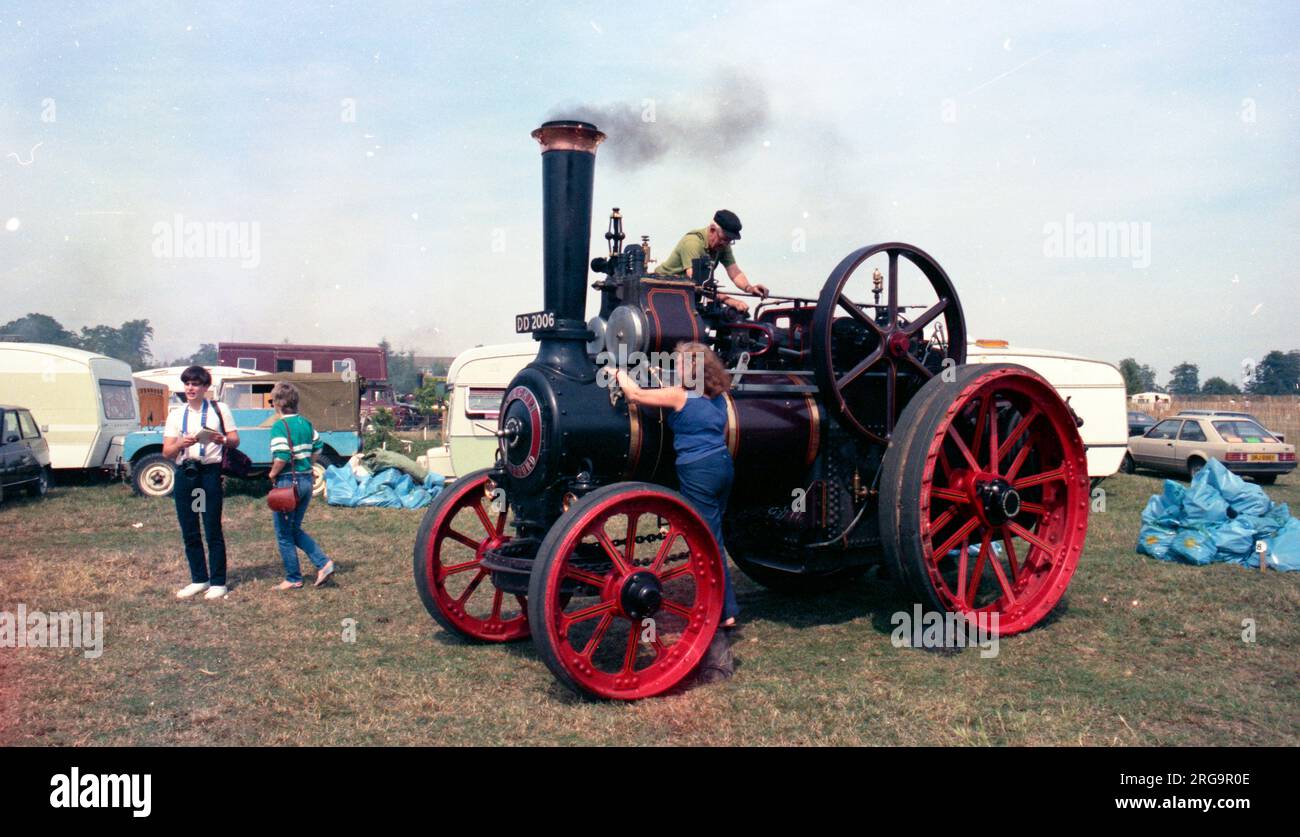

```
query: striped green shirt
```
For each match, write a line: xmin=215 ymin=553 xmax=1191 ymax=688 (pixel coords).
xmin=269 ymin=414 xmax=322 ymax=473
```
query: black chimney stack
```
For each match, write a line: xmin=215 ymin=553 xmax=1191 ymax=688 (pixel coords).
xmin=531 ymin=120 xmax=605 ymax=376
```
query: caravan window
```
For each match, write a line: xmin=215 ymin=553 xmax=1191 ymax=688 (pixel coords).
xmin=2 ymin=411 xmax=17 ymax=438
xmin=99 ymin=380 xmax=136 ymax=420
xmin=465 ymin=388 xmax=505 ymax=417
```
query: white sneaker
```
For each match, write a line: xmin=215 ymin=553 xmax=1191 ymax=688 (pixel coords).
xmin=203 ymin=585 xmax=228 ymax=600
xmin=176 ymin=582 xmax=210 ymax=599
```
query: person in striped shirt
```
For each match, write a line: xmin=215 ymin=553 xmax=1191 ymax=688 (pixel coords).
xmin=267 ymin=382 xmax=336 ymax=589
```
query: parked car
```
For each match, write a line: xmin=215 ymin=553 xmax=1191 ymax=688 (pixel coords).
xmin=1123 ymin=414 xmax=1296 ymax=483
xmin=359 ymin=385 xmax=420 ymax=431
xmin=0 ymin=405 xmax=52 ymax=502
xmin=1127 ymin=410 xmax=1157 ymax=436
xmin=0 ymin=342 xmax=139 ymax=473
xmin=124 ymin=372 xmax=362 ymax=498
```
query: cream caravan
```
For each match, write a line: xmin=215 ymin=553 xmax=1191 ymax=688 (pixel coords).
xmin=421 ymin=343 xmax=535 ymax=480
xmin=0 ymin=343 xmax=140 ymax=471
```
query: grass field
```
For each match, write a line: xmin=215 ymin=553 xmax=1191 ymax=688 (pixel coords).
xmin=1 ymin=470 xmax=1296 ymax=746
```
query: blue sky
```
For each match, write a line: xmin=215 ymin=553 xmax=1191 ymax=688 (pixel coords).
xmin=1 ymin=0 xmax=1297 ymax=383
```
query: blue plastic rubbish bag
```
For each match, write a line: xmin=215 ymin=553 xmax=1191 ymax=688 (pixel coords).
xmin=1168 ymin=526 xmax=1218 ymax=565
xmin=1136 ymin=523 xmax=1177 ymax=561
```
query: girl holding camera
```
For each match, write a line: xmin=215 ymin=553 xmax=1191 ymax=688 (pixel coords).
xmin=163 ymin=365 xmax=240 ymax=600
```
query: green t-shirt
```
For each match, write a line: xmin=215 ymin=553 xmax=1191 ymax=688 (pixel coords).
xmin=270 ymin=414 xmax=322 ymax=473
xmin=654 ymin=227 xmax=735 ymax=277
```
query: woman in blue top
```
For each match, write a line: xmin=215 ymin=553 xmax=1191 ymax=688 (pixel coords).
xmin=615 ymin=342 xmax=739 ymax=628
xmin=267 ymin=382 xmax=336 ymax=590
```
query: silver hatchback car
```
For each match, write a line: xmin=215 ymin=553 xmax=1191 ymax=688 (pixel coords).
xmin=1123 ymin=413 xmax=1295 ymax=484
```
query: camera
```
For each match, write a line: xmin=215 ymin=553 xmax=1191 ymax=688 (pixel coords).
xmin=181 ymin=459 xmax=202 ymax=479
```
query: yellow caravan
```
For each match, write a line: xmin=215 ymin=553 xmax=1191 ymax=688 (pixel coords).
xmin=0 ymin=342 xmax=140 ymax=471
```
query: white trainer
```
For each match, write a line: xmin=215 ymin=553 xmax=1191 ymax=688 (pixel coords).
xmin=203 ymin=585 xmax=228 ymax=600
xmin=176 ymin=582 xmax=210 ymax=599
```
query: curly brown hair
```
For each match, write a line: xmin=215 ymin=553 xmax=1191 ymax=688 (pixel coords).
xmin=674 ymin=342 xmax=731 ymax=397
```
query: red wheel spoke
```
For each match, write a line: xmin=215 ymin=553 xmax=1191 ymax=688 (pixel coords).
xmin=441 ymin=558 xmax=480 ymax=577
xmin=660 ymin=598 xmax=692 ymax=618
xmin=931 ymin=506 xmax=959 ymax=533
xmin=1005 ymin=444 xmax=1033 ymax=482
xmin=966 ymin=532 xmax=991 ymax=601
xmin=495 ymin=510 xmax=508 ymax=537
xmin=1019 ymin=501 xmax=1048 ymax=516
xmin=836 ymin=346 xmax=883 ymax=390
xmin=902 ymin=297 xmax=948 ymax=336
xmin=564 ymin=567 xmax=608 ymax=589
xmin=579 ymin=611 xmax=615 ymax=657
xmin=445 ymin=529 xmax=483 ymax=551
xmin=971 ymin=396 xmax=988 ymax=462
xmin=563 ymin=601 xmax=615 ymax=632
xmin=986 ymin=540 xmax=1017 ymax=603
xmin=490 ymin=588 xmax=504 ymax=621
xmin=947 ymin=426 xmax=979 ymax=470
xmin=931 ymin=487 xmax=966 ymax=504
xmin=932 ymin=516 xmax=980 ymax=559
xmin=455 ymin=569 xmax=487 ymax=605
xmin=1013 ymin=467 xmax=1065 ymax=490
xmin=1008 ymin=522 xmax=1057 ymax=564
xmin=837 ymin=295 xmax=883 ymax=335
xmin=472 ymin=500 xmax=494 ymax=535
xmin=650 ymin=635 xmax=668 ymax=658
xmin=649 ymin=529 xmax=678 ymax=572
xmin=595 ymin=529 xmax=633 ymax=576
xmin=1003 ymin=532 xmax=1020 ymax=582
xmin=955 ymin=533 xmax=971 ymax=606
xmin=625 ymin=513 xmax=642 ymax=567
xmin=996 ymin=406 xmax=1041 ymax=463
xmin=987 ymin=397 xmax=1000 ymax=475
xmin=622 ymin=622 xmax=640 ymax=674
xmin=515 ymin=594 xmax=528 ymax=613
xmin=659 ymin=563 xmax=692 ymax=583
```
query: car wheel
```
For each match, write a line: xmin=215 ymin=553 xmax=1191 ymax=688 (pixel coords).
xmin=1255 ymin=474 xmax=1277 ymax=485
xmin=312 ymin=461 xmax=328 ymax=498
xmin=1187 ymin=458 xmax=1205 ymax=480
xmin=132 ymin=453 xmax=177 ymax=497
xmin=26 ymin=467 xmax=50 ymax=498
xmin=1119 ymin=453 xmax=1136 ymax=475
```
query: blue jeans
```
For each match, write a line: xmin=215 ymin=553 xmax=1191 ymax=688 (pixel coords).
xmin=273 ymin=472 xmax=330 ymax=583
xmin=173 ymin=463 xmax=226 ymax=585
xmin=676 ymin=449 xmax=739 ymax=622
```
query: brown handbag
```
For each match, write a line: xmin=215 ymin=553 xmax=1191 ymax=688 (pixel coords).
xmin=266 ymin=418 xmax=299 ymax=513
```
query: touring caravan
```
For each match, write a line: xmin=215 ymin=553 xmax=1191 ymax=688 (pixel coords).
xmin=0 ymin=342 xmax=140 ymax=471
xmin=967 ymin=340 xmax=1129 ymax=479
xmin=420 ymin=343 xmax=535 ymax=480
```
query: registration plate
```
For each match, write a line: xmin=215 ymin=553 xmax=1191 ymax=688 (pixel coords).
xmin=514 ymin=310 xmax=557 ymax=333
xmin=1248 ymin=453 xmax=1277 ymax=461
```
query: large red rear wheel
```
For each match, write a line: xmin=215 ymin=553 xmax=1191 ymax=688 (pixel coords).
xmin=528 ymin=483 xmax=725 ymax=700
xmin=882 ymin=364 xmax=1089 ymax=635
xmin=413 ymin=469 xmax=530 ymax=642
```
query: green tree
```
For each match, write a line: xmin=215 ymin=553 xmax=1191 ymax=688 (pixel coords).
xmin=379 ymin=338 xmax=420 ymax=395
xmin=1118 ymin=358 xmax=1158 ymax=394
xmin=0 ymin=313 xmax=79 ymax=347
xmin=1200 ymin=377 xmax=1240 ymax=395
xmin=78 ymin=319 xmax=155 ymax=370
xmin=1247 ymin=350 xmax=1300 ymax=395
xmin=167 ymin=343 xmax=219 ymax=367
xmin=1167 ymin=362 xmax=1200 ymax=395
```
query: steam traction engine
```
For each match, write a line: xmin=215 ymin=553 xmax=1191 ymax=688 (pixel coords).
xmin=413 ymin=121 xmax=1090 ymax=699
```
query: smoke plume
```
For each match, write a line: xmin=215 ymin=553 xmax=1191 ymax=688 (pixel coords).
xmin=548 ymin=69 xmax=771 ymax=170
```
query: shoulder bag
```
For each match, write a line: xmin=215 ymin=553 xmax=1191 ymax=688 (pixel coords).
xmin=266 ymin=418 xmax=299 ymax=513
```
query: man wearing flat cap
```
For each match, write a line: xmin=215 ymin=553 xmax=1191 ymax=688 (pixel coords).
xmin=655 ymin=210 xmax=769 ymax=314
